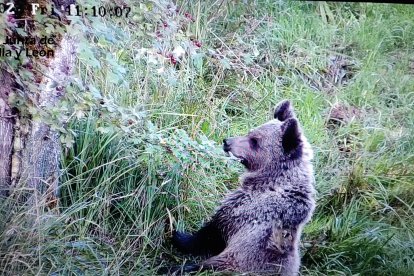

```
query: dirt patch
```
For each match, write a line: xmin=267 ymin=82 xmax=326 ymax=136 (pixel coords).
xmin=327 ymin=103 xmax=362 ymax=128
xmin=311 ymin=54 xmax=358 ymax=94
xmin=324 ymin=55 xmax=356 ymax=88
xmin=292 ymin=52 xmax=358 ymax=94
xmin=326 ymin=103 xmax=363 ymax=154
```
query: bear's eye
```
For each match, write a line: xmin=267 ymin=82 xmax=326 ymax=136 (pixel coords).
xmin=250 ymin=137 xmax=259 ymax=149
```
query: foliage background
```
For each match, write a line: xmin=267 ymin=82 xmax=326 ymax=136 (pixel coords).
xmin=1 ymin=0 xmax=413 ymax=275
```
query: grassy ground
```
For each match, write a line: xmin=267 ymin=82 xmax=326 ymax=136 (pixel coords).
xmin=1 ymin=1 xmax=413 ymax=275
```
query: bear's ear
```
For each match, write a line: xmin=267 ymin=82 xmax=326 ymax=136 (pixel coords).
xmin=281 ymin=118 xmax=302 ymax=156
xmin=274 ymin=100 xmax=295 ymax=121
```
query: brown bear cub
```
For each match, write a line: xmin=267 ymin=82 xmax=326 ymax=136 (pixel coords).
xmin=172 ymin=100 xmax=316 ymax=275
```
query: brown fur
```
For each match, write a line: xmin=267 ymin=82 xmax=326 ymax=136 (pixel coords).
xmin=172 ymin=100 xmax=316 ymax=275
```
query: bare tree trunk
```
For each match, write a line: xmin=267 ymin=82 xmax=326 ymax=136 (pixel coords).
xmin=11 ymin=34 xmax=77 ymax=208
xmin=2 ymin=0 xmax=77 ymax=208
xmin=16 ymin=122 xmax=62 ymax=207
xmin=0 ymin=69 xmax=14 ymax=198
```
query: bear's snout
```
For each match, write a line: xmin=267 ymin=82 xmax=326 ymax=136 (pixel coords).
xmin=223 ymin=138 xmax=231 ymax=152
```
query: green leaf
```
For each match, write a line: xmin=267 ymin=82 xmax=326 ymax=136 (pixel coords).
xmin=192 ymin=53 xmax=204 ymax=72
xmin=219 ymin=57 xmax=231 ymax=69
xmin=97 ymin=126 xmax=113 ymax=134
xmin=15 ymin=28 xmax=27 ymax=36
xmin=107 ymin=70 xmax=122 ymax=84
xmin=78 ymin=43 xmax=101 ymax=68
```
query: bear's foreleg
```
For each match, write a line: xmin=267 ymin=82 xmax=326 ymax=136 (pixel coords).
xmin=172 ymin=220 xmax=226 ymax=256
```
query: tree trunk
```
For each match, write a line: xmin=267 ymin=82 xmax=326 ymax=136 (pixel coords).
xmin=1 ymin=0 xmax=77 ymax=208
xmin=0 ymin=69 xmax=14 ymax=198
xmin=17 ymin=34 xmax=77 ymax=207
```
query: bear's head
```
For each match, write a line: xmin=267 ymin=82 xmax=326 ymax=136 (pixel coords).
xmin=223 ymin=100 xmax=313 ymax=171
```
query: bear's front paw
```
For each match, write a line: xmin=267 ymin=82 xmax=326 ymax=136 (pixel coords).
xmin=172 ymin=230 xmax=194 ymax=253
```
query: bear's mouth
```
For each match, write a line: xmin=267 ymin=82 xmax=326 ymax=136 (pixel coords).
xmin=225 ymin=151 xmax=248 ymax=166
xmin=240 ymin=158 xmax=248 ymax=167
xmin=225 ymin=151 xmax=239 ymax=160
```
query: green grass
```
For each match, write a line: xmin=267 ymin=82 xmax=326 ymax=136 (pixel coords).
xmin=1 ymin=1 xmax=413 ymax=275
